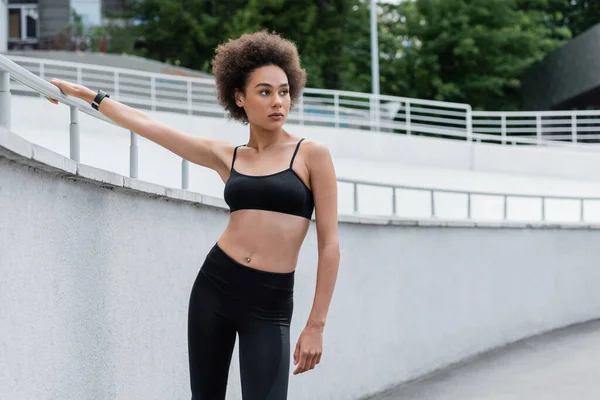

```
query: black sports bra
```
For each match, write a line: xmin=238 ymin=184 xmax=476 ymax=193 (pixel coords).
xmin=224 ymin=138 xmax=315 ymax=220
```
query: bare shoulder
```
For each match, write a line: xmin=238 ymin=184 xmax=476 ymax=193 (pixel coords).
xmin=299 ymin=139 xmax=331 ymax=162
xmin=298 ymin=139 xmax=335 ymax=183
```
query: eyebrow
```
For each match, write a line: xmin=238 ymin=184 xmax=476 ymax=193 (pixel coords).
xmin=254 ymin=83 xmax=290 ymax=88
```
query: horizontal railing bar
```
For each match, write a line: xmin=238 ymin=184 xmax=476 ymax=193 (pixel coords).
xmin=408 ymin=106 xmax=468 ymax=118
xmin=1 ymin=57 xmax=118 ymax=126
xmin=337 ymin=178 xmax=600 ymax=201
xmin=303 ymin=87 xmax=471 ymax=109
xmin=473 ymin=110 xmax=600 ymax=117
xmin=8 ymin=55 xmax=215 ymax=85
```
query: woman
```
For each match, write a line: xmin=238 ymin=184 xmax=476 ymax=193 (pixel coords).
xmin=47 ymin=31 xmax=340 ymax=399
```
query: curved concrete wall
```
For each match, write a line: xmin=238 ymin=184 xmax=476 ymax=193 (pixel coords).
xmin=11 ymin=96 xmax=600 ymax=184
xmin=11 ymin=96 xmax=600 ymax=222
xmin=3 ymin=128 xmax=600 ymax=400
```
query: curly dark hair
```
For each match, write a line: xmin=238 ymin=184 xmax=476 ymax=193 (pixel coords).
xmin=211 ymin=31 xmax=307 ymax=123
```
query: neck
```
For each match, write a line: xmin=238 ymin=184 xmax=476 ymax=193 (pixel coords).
xmin=246 ymin=124 xmax=288 ymax=151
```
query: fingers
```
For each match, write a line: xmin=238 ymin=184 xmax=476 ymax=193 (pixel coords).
xmin=49 ymin=78 xmax=69 ymax=96
xmin=293 ymin=352 xmax=308 ymax=375
xmin=45 ymin=97 xmax=58 ymax=104
xmin=293 ymin=342 xmax=299 ymax=365
xmin=306 ymin=353 xmax=317 ymax=371
xmin=293 ymin=350 xmax=322 ymax=375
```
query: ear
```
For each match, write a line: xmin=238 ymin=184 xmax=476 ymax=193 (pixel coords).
xmin=234 ymin=89 xmax=245 ymax=108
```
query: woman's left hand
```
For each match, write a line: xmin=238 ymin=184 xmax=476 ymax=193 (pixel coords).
xmin=293 ymin=326 xmax=323 ymax=375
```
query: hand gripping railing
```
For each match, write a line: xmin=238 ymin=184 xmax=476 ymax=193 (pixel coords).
xmin=0 ymin=54 xmax=193 ymax=187
xmin=0 ymin=54 xmax=116 ymax=161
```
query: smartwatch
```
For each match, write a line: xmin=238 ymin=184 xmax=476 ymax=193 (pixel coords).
xmin=92 ymin=90 xmax=110 ymax=110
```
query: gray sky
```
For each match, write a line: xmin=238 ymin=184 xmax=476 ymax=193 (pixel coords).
xmin=71 ymin=0 xmax=101 ymax=27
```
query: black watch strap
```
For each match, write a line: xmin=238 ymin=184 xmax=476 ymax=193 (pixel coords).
xmin=92 ymin=90 xmax=110 ymax=110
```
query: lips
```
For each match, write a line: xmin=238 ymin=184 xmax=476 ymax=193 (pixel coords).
xmin=269 ymin=112 xmax=284 ymax=120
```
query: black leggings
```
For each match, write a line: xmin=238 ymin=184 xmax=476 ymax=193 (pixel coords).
xmin=188 ymin=243 xmax=295 ymax=400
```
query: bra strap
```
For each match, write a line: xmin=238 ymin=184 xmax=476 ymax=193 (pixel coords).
xmin=231 ymin=144 xmax=244 ymax=170
xmin=290 ymin=138 xmax=305 ymax=168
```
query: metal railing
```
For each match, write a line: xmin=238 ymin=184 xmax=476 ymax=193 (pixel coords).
xmin=338 ymin=178 xmax=600 ymax=222
xmin=7 ymin=55 xmax=600 ymax=147
xmin=6 ymin=55 xmax=474 ymax=142
xmin=1 ymin=53 xmax=599 ymax=223
xmin=472 ymin=111 xmax=600 ymax=145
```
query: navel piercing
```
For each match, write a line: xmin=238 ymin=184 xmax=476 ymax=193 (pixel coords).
xmin=246 ymin=253 xmax=252 ymax=263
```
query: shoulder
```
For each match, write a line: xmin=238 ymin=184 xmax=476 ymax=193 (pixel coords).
xmin=299 ymin=138 xmax=331 ymax=161
xmin=298 ymin=139 xmax=334 ymax=178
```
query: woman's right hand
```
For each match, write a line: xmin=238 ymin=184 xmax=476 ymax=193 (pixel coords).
xmin=46 ymin=78 xmax=96 ymax=105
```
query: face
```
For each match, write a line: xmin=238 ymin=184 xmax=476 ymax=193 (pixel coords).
xmin=235 ymin=65 xmax=291 ymax=129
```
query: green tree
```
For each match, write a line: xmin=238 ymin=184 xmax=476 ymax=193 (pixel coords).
xmin=121 ymin=0 xmax=371 ymax=91
xmin=378 ymin=0 xmax=569 ymax=110
xmin=539 ymin=0 xmax=600 ymax=37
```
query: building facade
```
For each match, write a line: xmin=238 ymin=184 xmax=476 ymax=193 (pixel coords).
xmin=8 ymin=0 xmax=70 ymax=50
xmin=0 ymin=0 xmax=7 ymax=52
xmin=523 ymin=23 xmax=600 ymax=111
xmin=5 ymin=0 xmax=129 ymax=51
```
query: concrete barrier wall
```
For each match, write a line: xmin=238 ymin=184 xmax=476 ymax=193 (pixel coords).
xmin=3 ymin=129 xmax=600 ymax=400
xmin=11 ymin=96 xmax=600 ymax=184
xmin=11 ymin=96 xmax=600 ymax=223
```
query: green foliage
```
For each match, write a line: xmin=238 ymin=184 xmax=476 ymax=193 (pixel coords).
xmin=120 ymin=0 xmax=371 ymax=91
xmin=100 ymin=0 xmax=599 ymax=111
xmin=379 ymin=0 xmax=568 ymax=110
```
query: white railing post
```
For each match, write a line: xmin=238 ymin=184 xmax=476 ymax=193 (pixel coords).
xmin=129 ymin=131 xmax=138 ymax=178
xmin=430 ymin=190 xmax=435 ymax=217
xmin=187 ymin=81 xmax=192 ymax=116
xmin=406 ymin=102 xmax=411 ymax=135
xmin=392 ymin=187 xmax=397 ymax=215
xmin=580 ymin=199 xmax=585 ymax=222
xmin=151 ymin=76 xmax=156 ymax=111
xmin=503 ymin=195 xmax=508 ymax=219
xmin=69 ymin=106 xmax=80 ymax=162
xmin=353 ymin=183 xmax=358 ymax=213
xmin=541 ymin=197 xmax=546 ymax=221
xmin=571 ymin=114 xmax=577 ymax=143
xmin=181 ymin=159 xmax=189 ymax=190
xmin=466 ymin=106 xmax=473 ymax=142
xmin=467 ymin=193 xmax=471 ymax=219
xmin=299 ymin=94 xmax=304 ymax=126
xmin=371 ymin=95 xmax=380 ymax=132
xmin=536 ymin=114 xmax=542 ymax=144
xmin=501 ymin=114 xmax=507 ymax=145
xmin=0 ymin=72 xmax=11 ymax=129
xmin=114 ymin=71 xmax=120 ymax=99
xmin=334 ymin=93 xmax=340 ymax=128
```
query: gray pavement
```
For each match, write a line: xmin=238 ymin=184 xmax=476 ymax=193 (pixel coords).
xmin=368 ymin=319 xmax=600 ymax=400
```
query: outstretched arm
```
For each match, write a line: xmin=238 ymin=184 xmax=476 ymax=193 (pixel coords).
xmin=293 ymin=140 xmax=340 ymax=375
xmin=47 ymin=79 xmax=233 ymax=179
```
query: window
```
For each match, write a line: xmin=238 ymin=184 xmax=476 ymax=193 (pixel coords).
xmin=25 ymin=8 xmax=38 ymax=39
xmin=9 ymin=9 xmax=21 ymax=39
xmin=8 ymin=5 xmax=39 ymax=42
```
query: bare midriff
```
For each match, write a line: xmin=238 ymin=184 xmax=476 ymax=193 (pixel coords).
xmin=217 ymin=209 xmax=310 ymax=273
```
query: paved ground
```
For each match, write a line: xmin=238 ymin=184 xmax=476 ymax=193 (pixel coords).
xmin=368 ymin=319 xmax=600 ymax=400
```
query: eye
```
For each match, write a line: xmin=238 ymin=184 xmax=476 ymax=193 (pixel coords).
xmin=280 ymin=90 xmax=289 ymax=96
xmin=259 ymin=90 xmax=270 ymax=96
